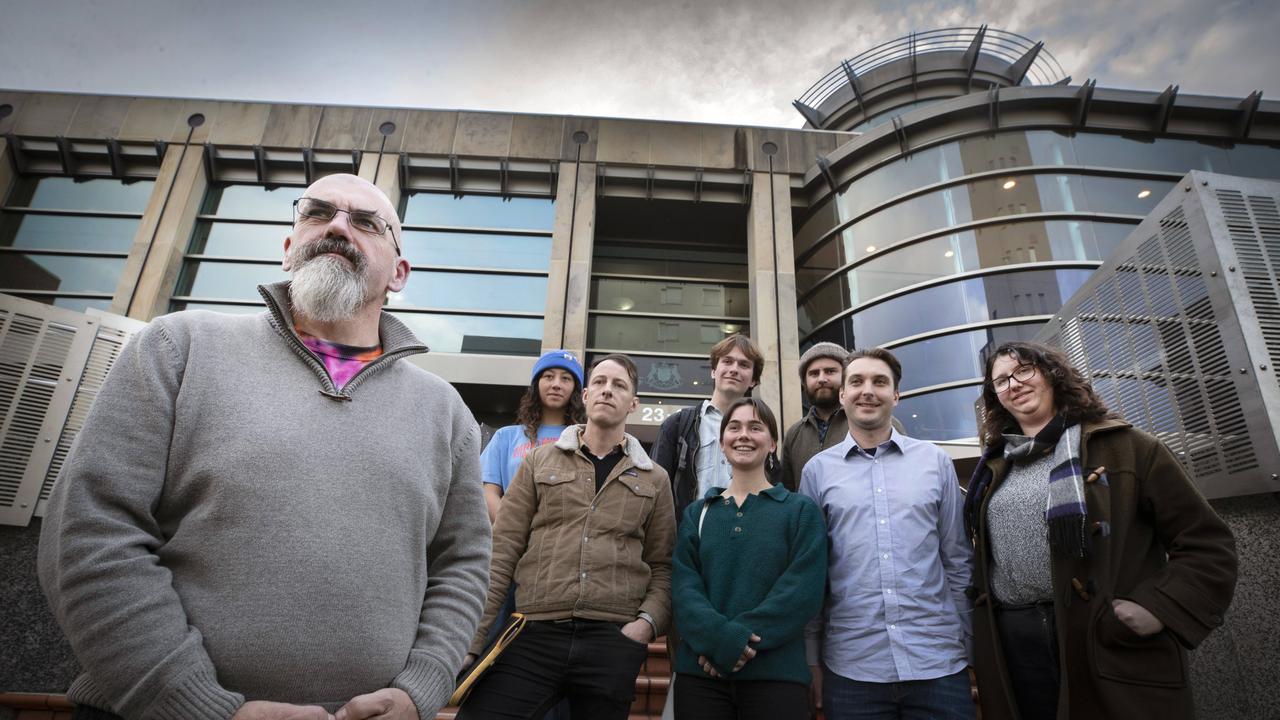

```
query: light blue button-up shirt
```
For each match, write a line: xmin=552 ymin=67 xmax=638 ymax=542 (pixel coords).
xmin=800 ymin=428 xmax=973 ymax=683
xmin=694 ymin=400 xmax=732 ymax=498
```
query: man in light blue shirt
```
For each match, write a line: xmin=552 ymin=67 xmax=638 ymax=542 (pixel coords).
xmin=800 ymin=347 xmax=974 ymax=720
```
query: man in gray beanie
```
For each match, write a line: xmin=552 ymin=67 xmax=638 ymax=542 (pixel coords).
xmin=782 ymin=342 xmax=850 ymax=491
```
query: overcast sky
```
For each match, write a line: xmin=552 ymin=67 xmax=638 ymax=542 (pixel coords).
xmin=1 ymin=0 xmax=1276 ymax=128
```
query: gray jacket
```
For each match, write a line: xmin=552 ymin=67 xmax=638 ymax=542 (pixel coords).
xmin=38 ymin=282 xmax=491 ymax=720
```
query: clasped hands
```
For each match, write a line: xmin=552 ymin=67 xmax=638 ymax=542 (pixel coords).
xmin=698 ymin=633 xmax=762 ymax=678
xmin=230 ymin=688 xmax=418 ymax=720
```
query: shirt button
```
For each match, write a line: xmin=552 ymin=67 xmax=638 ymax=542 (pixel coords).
xmin=886 ymin=589 xmax=894 ymax=594
xmin=889 ymin=624 xmax=896 ymax=630
xmin=735 ymin=527 xmax=742 ymax=532
xmin=876 ymin=487 xmax=883 ymax=493
xmin=581 ymin=572 xmax=587 ymax=579
xmin=879 ymin=519 xmax=886 ymax=525
xmin=583 ymin=536 xmax=589 ymax=543
xmin=882 ymin=553 xmax=889 ymax=559
xmin=736 ymin=512 xmax=743 ymax=517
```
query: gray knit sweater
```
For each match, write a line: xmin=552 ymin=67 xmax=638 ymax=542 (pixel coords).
xmin=37 ymin=282 xmax=492 ymax=720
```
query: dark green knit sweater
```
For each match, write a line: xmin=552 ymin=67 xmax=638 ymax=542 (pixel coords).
xmin=672 ymin=483 xmax=827 ymax=684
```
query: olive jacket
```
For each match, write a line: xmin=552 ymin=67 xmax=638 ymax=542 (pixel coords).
xmin=970 ymin=418 xmax=1237 ymax=720
xmin=468 ymin=425 xmax=676 ymax=656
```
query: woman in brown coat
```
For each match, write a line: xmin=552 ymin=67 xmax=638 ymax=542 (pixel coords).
xmin=964 ymin=341 xmax=1236 ymax=720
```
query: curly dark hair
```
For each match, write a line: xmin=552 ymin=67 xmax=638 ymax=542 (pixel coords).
xmin=980 ymin=341 xmax=1115 ymax=444
xmin=516 ymin=372 xmax=586 ymax=442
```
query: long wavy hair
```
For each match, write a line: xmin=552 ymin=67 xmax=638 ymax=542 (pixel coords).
xmin=516 ymin=371 xmax=586 ymax=441
xmin=980 ymin=341 xmax=1115 ymax=445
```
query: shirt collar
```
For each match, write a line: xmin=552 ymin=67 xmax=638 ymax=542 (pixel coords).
xmin=700 ymin=399 xmax=722 ymax=419
xmin=700 ymin=482 xmax=789 ymax=503
xmin=839 ymin=426 xmax=905 ymax=459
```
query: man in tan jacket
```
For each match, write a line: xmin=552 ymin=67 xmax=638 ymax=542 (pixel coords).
xmin=460 ymin=353 xmax=676 ymax=720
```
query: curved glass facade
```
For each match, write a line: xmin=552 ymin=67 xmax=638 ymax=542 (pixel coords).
xmin=796 ymin=128 xmax=1280 ymax=440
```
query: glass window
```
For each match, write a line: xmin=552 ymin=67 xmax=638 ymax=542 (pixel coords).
xmin=0 ymin=176 xmax=152 ymax=307
xmin=897 ymin=384 xmax=984 ymax=440
xmin=1079 ymin=176 xmax=1177 ymax=216
xmin=390 ymin=312 xmax=543 ymax=355
xmin=8 ymin=176 xmax=155 ymax=213
xmin=204 ymin=185 xmax=299 ymax=220
xmin=890 ymin=323 xmax=1043 ymax=392
xmin=176 ymin=261 xmax=291 ymax=301
xmin=188 ymin=222 xmax=289 ymax=259
xmin=1227 ymin=143 xmax=1280 ymax=180
xmin=0 ymin=214 xmax=140 ymax=252
xmin=0 ymin=254 xmax=127 ymax=294
xmin=846 ymin=268 xmax=1094 ymax=347
xmin=1073 ymin=135 xmax=1231 ymax=174
xmin=388 ymin=272 xmax=547 ymax=313
xmin=170 ymin=302 xmax=263 ymax=314
xmin=591 ymin=278 xmax=749 ymax=317
xmin=588 ymin=315 xmax=749 ymax=355
xmin=799 ymin=219 xmax=1136 ymax=330
xmin=402 ymin=193 xmax=554 ymax=230
xmin=400 ymin=230 xmax=552 ymax=270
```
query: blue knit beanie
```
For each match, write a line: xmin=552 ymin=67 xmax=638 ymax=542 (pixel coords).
xmin=531 ymin=349 xmax=584 ymax=386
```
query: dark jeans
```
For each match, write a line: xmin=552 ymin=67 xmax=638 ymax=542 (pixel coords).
xmin=822 ymin=667 xmax=974 ymax=720
xmin=457 ymin=618 xmax=650 ymax=720
xmin=673 ymin=673 xmax=808 ymax=720
xmin=71 ymin=708 xmax=122 ymax=720
xmin=994 ymin=601 xmax=1060 ymax=720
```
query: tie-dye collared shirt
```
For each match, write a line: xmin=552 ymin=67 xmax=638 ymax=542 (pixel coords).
xmin=297 ymin=330 xmax=383 ymax=390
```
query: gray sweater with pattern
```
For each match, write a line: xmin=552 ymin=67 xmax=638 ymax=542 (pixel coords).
xmin=37 ymin=282 xmax=492 ymax=720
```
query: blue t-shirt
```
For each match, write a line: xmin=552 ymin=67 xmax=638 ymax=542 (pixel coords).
xmin=481 ymin=424 xmax=567 ymax=493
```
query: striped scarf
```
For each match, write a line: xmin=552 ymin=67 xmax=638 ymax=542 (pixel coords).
xmin=966 ymin=415 xmax=1090 ymax=559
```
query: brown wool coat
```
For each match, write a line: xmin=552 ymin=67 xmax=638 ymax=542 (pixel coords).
xmin=469 ymin=425 xmax=676 ymax=656
xmin=972 ymin=418 xmax=1237 ymax=720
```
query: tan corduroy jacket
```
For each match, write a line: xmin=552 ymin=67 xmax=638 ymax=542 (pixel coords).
xmin=469 ymin=425 xmax=676 ymax=655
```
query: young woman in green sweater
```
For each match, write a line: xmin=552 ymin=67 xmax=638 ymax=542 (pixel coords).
xmin=671 ymin=397 xmax=828 ymax=720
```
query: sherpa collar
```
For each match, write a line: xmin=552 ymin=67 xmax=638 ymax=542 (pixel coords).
xmin=554 ymin=424 xmax=654 ymax=471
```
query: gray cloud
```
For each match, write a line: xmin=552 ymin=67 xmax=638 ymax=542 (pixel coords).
xmin=0 ymin=0 xmax=1275 ymax=127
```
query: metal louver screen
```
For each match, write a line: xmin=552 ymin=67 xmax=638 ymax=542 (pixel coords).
xmin=0 ymin=295 xmax=145 ymax=526
xmin=36 ymin=317 xmax=142 ymax=515
xmin=1035 ymin=171 xmax=1280 ymax=498
xmin=1216 ymin=190 xmax=1280 ymax=371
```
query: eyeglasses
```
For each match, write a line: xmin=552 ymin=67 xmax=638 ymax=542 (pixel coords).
xmin=990 ymin=364 xmax=1037 ymax=394
xmin=293 ymin=197 xmax=400 ymax=256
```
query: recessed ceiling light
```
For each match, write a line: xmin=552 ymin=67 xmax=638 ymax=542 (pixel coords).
xmin=1002 ymin=180 xmax=1017 ymax=190
xmin=866 ymin=245 xmax=876 ymax=253
xmin=944 ymin=250 xmax=955 ymax=258
xmin=1138 ymin=189 xmax=1151 ymax=199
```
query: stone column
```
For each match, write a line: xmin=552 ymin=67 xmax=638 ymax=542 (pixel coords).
xmin=543 ymin=161 xmax=597 ymax=358
xmin=117 ymin=142 xmax=208 ymax=320
xmin=746 ymin=166 xmax=803 ymax=431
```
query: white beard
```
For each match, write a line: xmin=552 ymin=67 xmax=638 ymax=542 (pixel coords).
xmin=288 ymin=255 xmax=372 ymax=323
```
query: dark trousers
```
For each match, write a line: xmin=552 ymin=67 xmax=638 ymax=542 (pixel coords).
xmin=822 ymin=667 xmax=974 ymax=720
xmin=994 ymin=602 xmax=1060 ymax=720
xmin=71 ymin=708 xmax=121 ymax=720
xmin=673 ymin=673 xmax=808 ymax=720
xmin=457 ymin=618 xmax=650 ymax=720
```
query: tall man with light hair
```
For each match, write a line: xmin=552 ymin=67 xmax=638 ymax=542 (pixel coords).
xmin=801 ymin=347 xmax=974 ymax=720
xmin=39 ymin=173 xmax=491 ymax=720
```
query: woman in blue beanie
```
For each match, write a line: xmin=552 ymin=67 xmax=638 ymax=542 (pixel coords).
xmin=481 ymin=349 xmax=587 ymax=523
